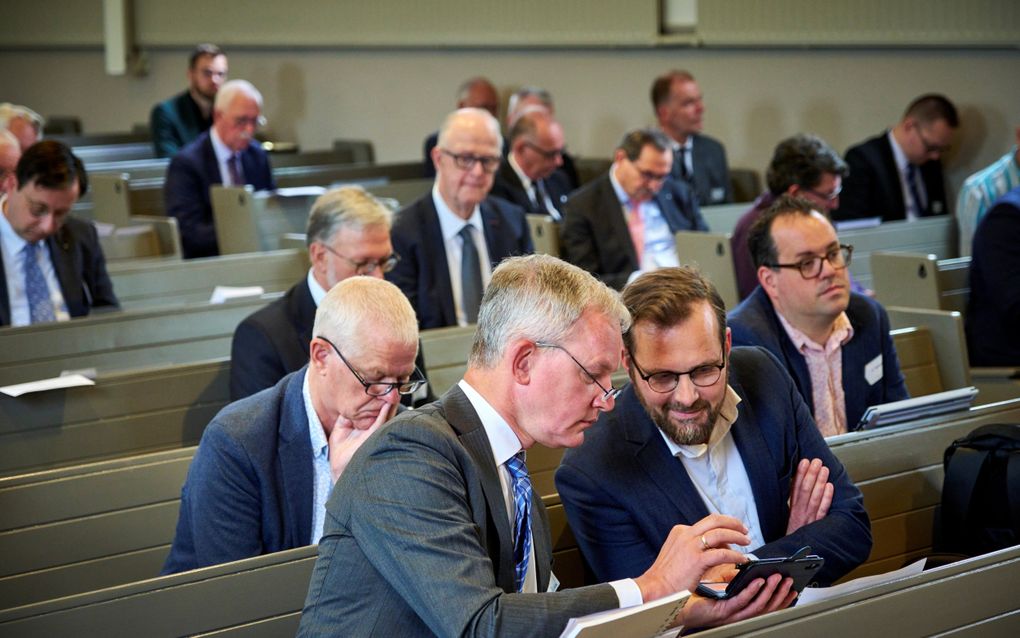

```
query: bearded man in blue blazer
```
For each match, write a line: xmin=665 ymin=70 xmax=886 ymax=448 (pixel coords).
xmin=557 ymin=267 xmax=871 ymax=588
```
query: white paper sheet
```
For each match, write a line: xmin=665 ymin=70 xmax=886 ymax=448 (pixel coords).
xmin=797 ymin=558 xmax=927 ymax=606
xmin=1 ymin=374 xmax=96 ymax=397
xmin=210 ymin=286 xmax=265 ymax=304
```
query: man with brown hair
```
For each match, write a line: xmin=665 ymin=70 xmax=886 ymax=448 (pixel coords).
xmin=150 ymin=43 xmax=228 ymax=157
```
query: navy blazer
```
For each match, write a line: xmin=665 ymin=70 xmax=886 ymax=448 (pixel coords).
xmin=162 ymin=368 xmax=314 ymax=574
xmin=164 ymin=130 xmax=275 ymax=259
xmin=833 ymin=132 xmax=948 ymax=223
xmin=728 ymin=287 xmax=909 ymax=430
xmin=966 ymin=186 xmax=1020 ymax=365
xmin=0 ymin=216 xmax=119 ymax=326
xmin=676 ymin=133 xmax=732 ymax=206
xmin=386 ymin=193 xmax=533 ymax=329
xmin=298 ymin=385 xmax=618 ymax=637
xmin=489 ymin=159 xmax=573 ymax=219
xmin=556 ymin=347 xmax=872 ymax=587
xmin=150 ymin=90 xmax=211 ymax=158
xmin=560 ymin=172 xmax=708 ymax=290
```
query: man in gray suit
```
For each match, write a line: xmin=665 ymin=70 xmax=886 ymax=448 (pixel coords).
xmin=652 ymin=70 xmax=732 ymax=206
xmin=299 ymin=254 xmax=794 ymax=637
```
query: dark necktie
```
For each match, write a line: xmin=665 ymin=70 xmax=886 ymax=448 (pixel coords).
xmin=228 ymin=153 xmax=244 ymax=186
xmin=675 ymin=146 xmax=690 ymax=181
xmin=534 ymin=179 xmax=552 ymax=214
xmin=906 ymin=164 xmax=926 ymax=217
xmin=459 ymin=225 xmax=483 ymax=324
xmin=23 ymin=242 xmax=56 ymax=323
xmin=504 ymin=452 xmax=533 ymax=593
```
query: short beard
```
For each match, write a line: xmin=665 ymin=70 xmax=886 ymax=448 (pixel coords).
xmin=631 ymin=380 xmax=723 ymax=446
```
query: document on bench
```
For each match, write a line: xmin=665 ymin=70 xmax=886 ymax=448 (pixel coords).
xmin=797 ymin=558 xmax=926 ymax=606
xmin=210 ymin=286 xmax=265 ymax=304
xmin=559 ymin=590 xmax=688 ymax=638
xmin=1 ymin=373 xmax=95 ymax=398
xmin=269 ymin=186 xmax=327 ymax=198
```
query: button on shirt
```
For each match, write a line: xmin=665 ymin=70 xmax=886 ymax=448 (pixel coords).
xmin=456 ymin=380 xmax=644 ymax=606
xmin=608 ymin=167 xmax=679 ymax=275
xmin=659 ymin=386 xmax=767 ymax=553
xmin=0 ymin=196 xmax=70 ymax=326
xmin=777 ymin=311 xmax=854 ymax=437
xmin=210 ymin=128 xmax=245 ymax=187
xmin=888 ymin=131 xmax=926 ymax=221
xmin=433 ymin=187 xmax=493 ymax=327
xmin=302 ymin=370 xmax=333 ymax=545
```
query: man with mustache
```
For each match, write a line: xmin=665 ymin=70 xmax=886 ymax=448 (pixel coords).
xmin=165 ymin=79 xmax=275 ymax=259
xmin=556 ymin=266 xmax=871 ymax=588
xmin=561 ymin=128 xmax=707 ymax=290
xmin=729 ymin=195 xmax=908 ymax=436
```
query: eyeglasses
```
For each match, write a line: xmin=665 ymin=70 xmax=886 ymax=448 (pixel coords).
xmin=627 ymin=348 xmax=726 ymax=393
xmin=231 ymin=115 xmax=267 ymax=129
xmin=765 ymin=244 xmax=853 ymax=279
xmin=916 ymin=126 xmax=951 ymax=155
xmin=200 ymin=69 xmax=227 ymax=80
xmin=321 ymin=243 xmax=401 ymax=275
xmin=523 ymin=141 xmax=565 ymax=161
xmin=803 ymin=184 xmax=842 ymax=203
xmin=535 ymin=341 xmax=622 ymax=401
xmin=635 ymin=166 xmax=671 ymax=183
xmin=317 ymin=335 xmax=426 ymax=397
xmin=440 ymin=149 xmax=501 ymax=174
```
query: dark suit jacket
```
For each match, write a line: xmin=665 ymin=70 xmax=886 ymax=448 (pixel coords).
xmin=556 ymin=347 xmax=871 ymax=587
xmin=162 ymin=368 xmax=314 ymax=574
xmin=560 ymin=173 xmax=708 ymax=290
xmin=1 ymin=216 xmax=119 ymax=326
xmin=386 ymin=193 xmax=533 ymax=329
xmin=150 ymin=90 xmax=212 ymax=158
xmin=966 ymin=186 xmax=1020 ymax=365
xmin=679 ymin=133 xmax=732 ymax=206
xmin=833 ymin=132 xmax=948 ymax=223
xmin=164 ymin=131 xmax=275 ymax=259
xmin=489 ymin=158 xmax=573 ymax=219
xmin=728 ymin=287 xmax=909 ymax=429
xmin=297 ymin=385 xmax=619 ymax=637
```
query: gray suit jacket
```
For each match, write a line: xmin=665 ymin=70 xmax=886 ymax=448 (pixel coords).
xmin=298 ymin=385 xmax=619 ymax=637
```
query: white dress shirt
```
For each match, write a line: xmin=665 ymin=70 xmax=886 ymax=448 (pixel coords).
xmin=457 ymin=380 xmax=644 ymax=606
xmin=210 ymin=128 xmax=244 ymax=186
xmin=433 ymin=187 xmax=493 ymax=326
xmin=0 ymin=196 xmax=70 ymax=326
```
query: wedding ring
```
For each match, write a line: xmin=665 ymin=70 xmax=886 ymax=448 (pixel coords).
xmin=700 ymin=534 xmax=710 ymax=551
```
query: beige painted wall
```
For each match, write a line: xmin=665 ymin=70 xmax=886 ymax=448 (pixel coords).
xmin=1 ymin=46 xmax=1017 ymax=198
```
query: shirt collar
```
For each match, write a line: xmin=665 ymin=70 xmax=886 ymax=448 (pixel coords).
xmin=887 ymin=130 xmax=911 ymax=173
xmin=507 ymin=152 xmax=533 ymax=192
xmin=659 ymin=385 xmax=742 ymax=459
xmin=209 ymin=127 xmax=236 ymax=165
xmin=302 ymin=370 xmax=329 ymax=459
xmin=458 ymin=379 xmax=522 ymax=467
xmin=306 ymin=268 xmax=327 ymax=307
xmin=608 ymin=163 xmax=635 ymax=207
xmin=0 ymin=194 xmax=30 ymax=256
xmin=776 ymin=310 xmax=854 ymax=354
xmin=432 ymin=185 xmax=484 ymax=244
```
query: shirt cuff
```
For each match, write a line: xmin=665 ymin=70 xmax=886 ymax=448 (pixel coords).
xmin=610 ymin=578 xmax=644 ymax=608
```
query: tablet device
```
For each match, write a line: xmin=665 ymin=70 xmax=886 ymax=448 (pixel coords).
xmin=695 ymin=546 xmax=824 ymax=600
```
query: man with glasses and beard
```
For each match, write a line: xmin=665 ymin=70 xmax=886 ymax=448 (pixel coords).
xmin=556 ymin=266 xmax=871 ymax=590
xmin=729 ymin=196 xmax=908 ymax=436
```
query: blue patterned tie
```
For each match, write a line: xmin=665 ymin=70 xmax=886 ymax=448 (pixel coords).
xmin=228 ymin=153 xmax=244 ymax=186
xmin=504 ymin=452 xmax=533 ymax=593
xmin=23 ymin=242 xmax=56 ymax=323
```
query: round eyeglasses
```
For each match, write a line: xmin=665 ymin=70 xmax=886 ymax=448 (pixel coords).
xmin=765 ymin=244 xmax=853 ymax=280
xmin=627 ymin=348 xmax=725 ymax=393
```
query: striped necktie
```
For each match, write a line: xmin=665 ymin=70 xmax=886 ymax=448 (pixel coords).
xmin=504 ymin=452 xmax=533 ymax=593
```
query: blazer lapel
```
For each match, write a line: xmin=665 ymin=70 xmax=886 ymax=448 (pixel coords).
xmin=46 ymin=229 xmax=82 ymax=315
xmin=277 ymin=368 xmax=314 ymax=546
xmin=480 ymin=200 xmax=509 ymax=268
xmin=0 ymin=248 xmax=10 ymax=325
xmin=878 ymin=136 xmax=907 ymax=220
xmin=726 ymin=389 xmax=785 ymax=543
xmin=421 ymin=198 xmax=457 ymax=326
xmin=596 ymin=176 xmax=639 ymax=266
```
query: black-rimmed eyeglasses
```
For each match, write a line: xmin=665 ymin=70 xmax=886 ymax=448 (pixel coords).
xmin=523 ymin=141 xmax=565 ymax=161
xmin=440 ymin=149 xmax=501 ymax=174
xmin=627 ymin=348 xmax=726 ymax=393
xmin=317 ymin=335 xmax=425 ymax=397
xmin=321 ymin=243 xmax=401 ymax=276
xmin=764 ymin=244 xmax=853 ymax=280
xmin=535 ymin=341 xmax=621 ymax=401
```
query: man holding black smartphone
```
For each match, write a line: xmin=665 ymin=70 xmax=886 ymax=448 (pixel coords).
xmin=556 ymin=267 xmax=872 ymax=589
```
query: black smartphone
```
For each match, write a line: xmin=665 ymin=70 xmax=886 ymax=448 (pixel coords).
xmin=695 ymin=547 xmax=824 ymax=600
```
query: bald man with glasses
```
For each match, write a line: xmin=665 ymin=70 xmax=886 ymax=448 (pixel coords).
xmin=387 ymin=108 xmax=533 ymax=329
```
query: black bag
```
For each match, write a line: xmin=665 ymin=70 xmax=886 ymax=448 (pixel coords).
xmin=934 ymin=423 xmax=1020 ymax=556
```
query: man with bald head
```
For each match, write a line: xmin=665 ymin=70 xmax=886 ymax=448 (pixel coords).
xmin=165 ymin=79 xmax=275 ymax=259
xmin=0 ymin=104 xmax=44 ymax=151
xmin=389 ymin=108 xmax=533 ymax=329
xmin=424 ymin=77 xmax=500 ymax=178
xmin=489 ymin=108 xmax=573 ymax=220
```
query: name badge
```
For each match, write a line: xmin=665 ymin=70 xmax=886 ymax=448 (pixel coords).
xmin=710 ymin=187 xmax=726 ymax=202
xmin=548 ymin=572 xmax=561 ymax=593
xmin=865 ymin=354 xmax=883 ymax=386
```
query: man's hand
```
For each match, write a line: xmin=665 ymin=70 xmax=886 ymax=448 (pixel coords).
xmin=786 ymin=458 xmax=833 ymax=535
xmin=328 ymin=404 xmax=395 ymax=484
xmin=634 ymin=514 xmax=751 ymax=602
xmin=679 ymin=573 xmax=797 ymax=630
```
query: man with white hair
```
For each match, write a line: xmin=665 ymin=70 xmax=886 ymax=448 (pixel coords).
xmin=300 ymin=255 xmax=793 ymax=637
xmin=163 ymin=276 xmax=424 ymax=574
xmin=164 ymin=79 xmax=275 ymax=258
xmin=388 ymin=107 xmax=533 ymax=329
xmin=0 ymin=131 xmax=20 ymax=196
xmin=0 ymin=103 xmax=44 ymax=151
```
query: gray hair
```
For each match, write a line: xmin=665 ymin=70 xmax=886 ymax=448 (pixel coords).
xmin=0 ymin=130 xmax=19 ymax=153
xmin=507 ymin=86 xmax=553 ymax=123
xmin=0 ymin=103 xmax=44 ymax=132
xmin=470 ymin=255 xmax=631 ymax=368
xmin=306 ymin=186 xmax=393 ymax=247
xmin=312 ymin=276 xmax=419 ymax=359
xmin=436 ymin=108 xmax=503 ymax=151
xmin=214 ymin=79 xmax=263 ymax=111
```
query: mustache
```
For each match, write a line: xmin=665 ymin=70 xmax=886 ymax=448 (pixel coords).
xmin=663 ymin=398 xmax=710 ymax=414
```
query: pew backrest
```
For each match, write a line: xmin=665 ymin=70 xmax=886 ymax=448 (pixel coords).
xmin=674 ymin=230 xmax=739 ymax=310
xmin=886 ymin=306 xmax=972 ymax=392
xmin=872 ymin=252 xmax=970 ymax=315
xmin=840 ymin=217 xmax=957 ymax=291
xmin=890 ymin=326 xmax=943 ymax=396
xmin=700 ymin=202 xmax=748 ymax=234
xmin=527 ymin=214 xmax=561 ymax=258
